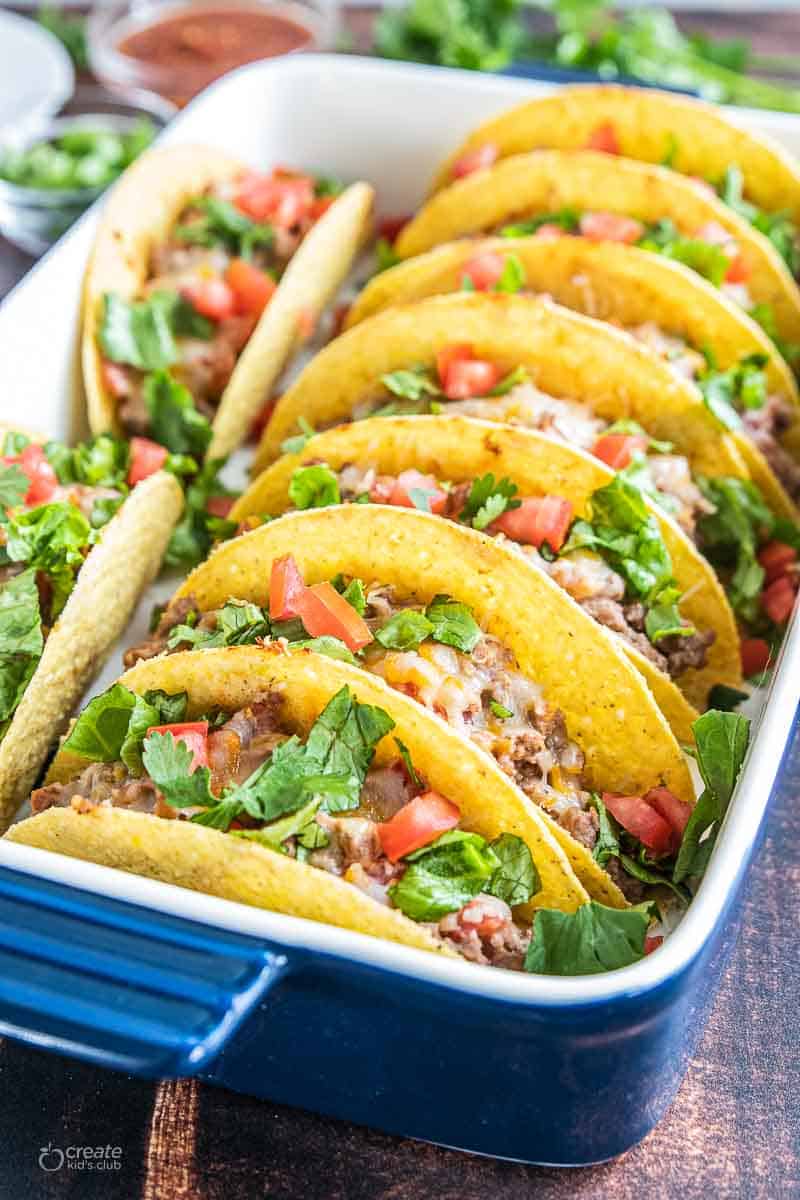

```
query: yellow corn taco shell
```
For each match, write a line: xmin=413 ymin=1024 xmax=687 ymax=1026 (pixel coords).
xmin=254 ymin=291 xmax=747 ymax=482
xmin=234 ymin=414 xmax=742 ymax=733
xmin=347 ymin=237 xmax=800 ymax=520
xmin=7 ymin=645 xmax=598 ymax=957
xmin=395 ymin=151 xmax=800 ymax=349
xmin=169 ymin=504 xmax=699 ymax=899
xmin=82 ymin=144 xmax=374 ymax=461
xmin=430 ymin=84 xmax=800 ymax=223
xmin=0 ymin=470 xmax=183 ymax=832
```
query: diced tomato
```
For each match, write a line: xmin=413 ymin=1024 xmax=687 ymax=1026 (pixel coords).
xmin=579 ymin=212 xmax=644 ymax=244
xmin=758 ymin=540 xmax=797 ymax=585
xmin=644 ymin=787 xmax=691 ymax=840
xmin=602 ymin=792 xmax=674 ymax=855
xmin=269 ymin=553 xmax=307 ymax=621
xmin=127 ymin=437 xmax=168 ymax=487
xmin=378 ymin=791 xmax=461 ymax=861
xmin=451 ymin=143 xmax=498 ymax=180
xmin=102 ymin=360 xmax=131 ymax=399
xmin=387 ymin=469 xmax=448 ymax=514
xmin=724 ymin=253 xmax=750 ymax=284
xmin=491 ymin=495 xmax=574 ymax=552
xmin=295 ymin=581 xmax=373 ymax=652
xmin=226 ymin=258 xmax=276 ymax=318
xmin=592 ymin=433 xmax=649 ymax=470
xmin=146 ymin=722 xmax=209 ymax=772
xmin=740 ymin=637 xmax=771 ymax=676
xmin=296 ymin=306 xmax=316 ymax=340
xmin=206 ymin=495 xmax=235 ymax=518
xmin=461 ymin=251 xmax=506 ymax=291
xmin=761 ymin=574 xmax=797 ymax=624
xmin=585 ymin=121 xmax=620 ymax=155
xmin=377 ymin=214 xmax=410 ymax=243
xmin=235 ymin=170 xmax=314 ymax=227
xmin=251 ymin=395 xmax=278 ymax=442
xmin=533 ymin=223 xmax=568 ymax=241
xmin=443 ymin=358 xmax=500 ymax=400
xmin=309 ymin=195 xmax=336 ymax=221
xmin=2 ymin=443 xmax=59 ymax=507
xmin=182 ymin=278 xmax=235 ymax=322
xmin=644 ymin=935 xmax=663 ymax=956
xmin=435 ymin=343 xmax=473 ymax=387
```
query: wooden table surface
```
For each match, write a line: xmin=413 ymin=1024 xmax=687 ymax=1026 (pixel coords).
xmin=1 ymin=11 xmax=800 ymax=1198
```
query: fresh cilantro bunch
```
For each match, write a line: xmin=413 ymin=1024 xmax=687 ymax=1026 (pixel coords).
xmin=375 ymin=0 xmax=527 ymax=72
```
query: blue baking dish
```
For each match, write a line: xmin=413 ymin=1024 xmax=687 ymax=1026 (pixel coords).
xmin=0 ymin=56 xmax=797 ymax=1165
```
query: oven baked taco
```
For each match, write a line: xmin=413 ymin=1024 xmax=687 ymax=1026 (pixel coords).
xmin=255 ymin=293 xmax=800 ymax=678
xmin=7 ymin=645 xmax=622 ymax=971
xmin=0 ymin=427 xmax=183 ymax=830
xmin=430 ymin=84 xmax=800 ymax=242
xmin=231 ymin=414 xmax=742 ymax=735
xmin=83 ymin=144 xmax=374 ymax=462
xmin=119 ymin=502 xmax=702 ymax=905
xmin=395 ymin=150 xmax=800 ymax=351
xmin=347 ymin=237 xmax=800 ymax=520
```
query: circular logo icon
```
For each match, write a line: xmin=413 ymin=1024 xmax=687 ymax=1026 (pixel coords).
xmin=38 ymin=1143 xmax=64 ymax=1172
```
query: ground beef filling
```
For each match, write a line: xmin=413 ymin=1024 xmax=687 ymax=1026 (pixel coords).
xmin=125 ymin=585 xmax=601 ymax=849
xmin=337 ymin=466 xmax=714 ymax=679
xmin=741 ymin=396 xmax=800 ymax=502
xmin=352 ymin=382 xmax=711 ymax=537
xmin=29 ymin=696 xmax=531 ymax=970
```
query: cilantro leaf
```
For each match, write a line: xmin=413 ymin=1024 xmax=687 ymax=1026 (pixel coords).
xmin=0 ymin=569 xmax=43 ymax=725
xmin=425 ymin=594 xmax=481 ymax=652
xmin=394 ymin=736 xmax=421 ymax=787
xmin=374 ymin=609 xmax=433 ymax=651
xmin=587 ymin=793 xmax=620 ymax=868
xmin=280 ymin=416 xmax=316 ymax=456
xmin=144 ymin=370 xmax=213 ymax=458
xmin=698 ymin=354 xmax=768 ymax=431
xmin=233 ymin=795 xmax=322 ymax=850
xmin=99 ymin=292 xmax=178 ymax=371
xmin=561 ymin=475 xmax=676 ymax=606
xmin=142 ymin=730 xmax=218 ymax=811
xmin=0 ymin=463 xmax=30 ymax=511
xmin=389 ymin=829 xmax=500 ymax=921
xmin=673 ymin=710 xmax=750 ymax=883
xmin=63 ymin=682 xmax=140 ymax=760
xmin=486 ymin=833 xmax=539 ymax=906
xmin=495 ymin=253 xmax=526 ymax=293
xmin=499 ymin=209 xmax=579 ymax=238
xmin=525 ymin=901 xmax=657 ymax=975
xmin=165 ymin=458 xmax=236 ymax=567
xmin=381 ymin=366 xmax=441 ymax=402
xmin=174 ymin=196 xmax=274 ymax=261
xmin=288 ymin=465 xmax=340 ymax=510
xmin=459 ymin=473 xmax=519 ymax=530
xmin=696 ymin=476 xmax=774 ymax=623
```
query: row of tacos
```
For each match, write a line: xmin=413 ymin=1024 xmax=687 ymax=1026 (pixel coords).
xmin=6 ymin=84 xmax=787 ymax=974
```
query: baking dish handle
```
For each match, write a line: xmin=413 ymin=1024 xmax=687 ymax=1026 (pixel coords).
xmin=0 ymin=863 xmax=287 ymax=1077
